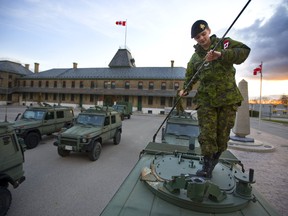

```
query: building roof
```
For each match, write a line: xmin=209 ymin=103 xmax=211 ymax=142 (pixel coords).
xmin=0 ymin=60 xmax=33 ymax=76
xmin=109 ymin=49 xmax=136 ymax=68
xmin=20 ymin=67 xmax=186 ymax=80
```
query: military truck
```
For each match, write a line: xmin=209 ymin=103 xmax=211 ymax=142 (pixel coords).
xmin=112 ymin=101 xmax=132 ymax=120
xmin=54 ymin=106 xmax=122 ymax=161
xmin=0 ymin=122 xmax=25 ymax=216
xmin=161 ymin=111 xmax=199 ymax=150
xmin=12 ymin=105 xmax=74 ymax=149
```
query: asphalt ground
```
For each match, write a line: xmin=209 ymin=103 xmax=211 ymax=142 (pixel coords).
xmin=1 ymin=105 xmax=287 ymax=216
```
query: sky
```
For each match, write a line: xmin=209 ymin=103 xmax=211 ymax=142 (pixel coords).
xmin=0 ymin=0 xmax=287 ymax=99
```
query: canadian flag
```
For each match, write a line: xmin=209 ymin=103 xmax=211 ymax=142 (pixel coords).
xmin=253 ymin=64 xmax=262 ymax=75
xmin=116 ymin=21 xmax=126 ymax=26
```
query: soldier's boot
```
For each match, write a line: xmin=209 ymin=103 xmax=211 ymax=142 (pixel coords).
xmin=210 ymin=151 xmax=222 ymax=172
xmin=196 ymin=156 xmax=213 ymax=178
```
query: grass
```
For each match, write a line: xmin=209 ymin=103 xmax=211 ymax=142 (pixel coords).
xmin=262 ymin=118 xmax=288 ymax=125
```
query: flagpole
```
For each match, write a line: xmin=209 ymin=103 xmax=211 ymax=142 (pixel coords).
xmin=124 ymin=19 xmax=127 ymax=49
xmin=258 ymin=61 xmax=263 ymax=132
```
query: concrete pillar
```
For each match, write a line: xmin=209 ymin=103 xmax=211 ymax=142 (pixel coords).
xmin=232 ymin=79 xmax=250 ymax=137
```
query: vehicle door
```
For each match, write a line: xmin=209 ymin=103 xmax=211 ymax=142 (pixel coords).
xmin=102 ymin=116 xmax=111 ymax=142
xmin=42 ymin=111 xmax=56 ymax=134
xmin=55 ymin=110 xmax=65 ymax=131
xmin=110 ymin=115 xmax=117 ymax=137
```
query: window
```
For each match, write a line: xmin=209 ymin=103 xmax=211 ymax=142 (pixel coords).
xmin=174 ymin=82 xmax=179 ymax=90
xmin=45 ymin=93 xmax=48 ymax=100
xmin=160 ymin=97 xmax=166 ymax=106
xmin=71 ymin=94 xmax=74 ymax=101
xmin=80 ymin=81 xmax=83 ymax=88
xmin=148 ymin=96 xmax=153 ymax=105
xmin=62 ymin=81 xmax=66 ymax=88
xmin=45 ymin=81 xmax=49 ymax=88
xmin=61 ymin=94 xmax=65 ymax=101
xmin=125 ymin=81 xmax=130 ymax=89
xmin=31 ymin=81 xmax=34 ymax=87
xmin=104 ymin=116 xmax=110 ymax=126
xmin=29 ymin=93 xmax=33 ymax=100
xmin=111 ymin=115 xmax=116 ymax=124
xmin=56 ymin=111 xmax=64 ymax=118
xmin=72 ymin=81 xmax=75 ymax=88
xmin=23 ymin=81 xmax=26 ymax=87
xmin=54 ymin=81 xmax=57 ymax=88
xmin=161 ymin=82 xmax=166 ymax=90
xmin=91 ymin=81 xmax=95 ymax=89
xmin=45 ymin=111 xmax=54 ymax=120
xmin=53 ymin=94 xmax=57 ymax=101
xmin=90 ymin=95 xmax=94 ymax=102
xmin=111 ymin=81 xmax=116 ymax=89
xmin=149 ymin=82 xmax=154 ymax=90
xmin=39 ymin=81 xmax=42 ymax=87
xmin=138 ymin=81 xmax=143 ymax=89
xmin=104 ymin=81 xmax=109 ymax=89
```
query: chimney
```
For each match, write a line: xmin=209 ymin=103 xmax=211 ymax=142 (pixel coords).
xmin=73 ymin=62 xmax=77 ymax=69
xmin=34 ymin=62 xmax=39 ymax=73
xmin=25 ymin=64 xmax=30 ymax=70
xmin=171 ymin=60 xmax=174 ymax=68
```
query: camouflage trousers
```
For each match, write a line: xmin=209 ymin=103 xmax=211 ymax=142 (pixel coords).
xmin=197 ymin=104 xmax=238 ymax=156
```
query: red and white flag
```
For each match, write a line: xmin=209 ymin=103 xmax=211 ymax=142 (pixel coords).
xmin=253 ymin=63 xmax=262 ymax=75
xmin=116 ymin=21 xmax=126 ymax=26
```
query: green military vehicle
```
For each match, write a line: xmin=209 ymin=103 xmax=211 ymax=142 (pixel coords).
xmin=100 ymin=110 xmax=280 ymax=216
xmin=0 ymin=122 xmax=25 ymax=216
xmin=161 ymin=111 xmax=199 ymax=150
xmin=112 ymin=101 xmax=132 ymax=120
xmin=12 ymin=105 xmax=74 ymax=149
xmin=54 ymin=106 xmax=122 ymax=161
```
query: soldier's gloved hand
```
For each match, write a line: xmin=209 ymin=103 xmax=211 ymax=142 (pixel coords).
xmin=178 ymin=90 xmax=188 ymax=96
xmin=205 ymin=50 xmax=222 ymax=62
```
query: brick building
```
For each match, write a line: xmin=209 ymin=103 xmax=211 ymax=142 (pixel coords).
xmin=0 ymin=49 xmax=197 ymax=114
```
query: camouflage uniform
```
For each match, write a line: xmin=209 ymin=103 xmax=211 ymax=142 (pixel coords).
xmin=184 ymin=34 xmax=250 ymax=156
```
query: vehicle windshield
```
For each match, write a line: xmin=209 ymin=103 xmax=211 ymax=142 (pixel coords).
xmin=22 ymin=110 xmax=45 ymax=120
xmin=113 ymin=105 xmax=124 ymax=112
xmin=76 ymin=114 xmax=104 ymax=126
xmin=165 ymin=123 xmax=200 ymax=137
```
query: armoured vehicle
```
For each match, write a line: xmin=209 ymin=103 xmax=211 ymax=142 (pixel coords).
xmin=0 ymin=122 xmax=25 ymax=216
xmin=100 ymin=111 xmax=280 ymax=216
xmin=54 ymin=106 xmax=122 ymax=161
xmin=12 ymin=105 xmax=74 ymax=149
xmin=112 ymin=101 xmax=132 ymax=120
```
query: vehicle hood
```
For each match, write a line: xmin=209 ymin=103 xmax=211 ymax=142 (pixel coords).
xmin=12 ymin=119 xmax=42 ymax=129
xmin=61 ymin=125 xmax=101 ymax=137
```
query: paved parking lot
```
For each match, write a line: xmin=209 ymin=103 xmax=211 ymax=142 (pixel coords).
xmin=1 ymin=105 xmax=287 ymax=216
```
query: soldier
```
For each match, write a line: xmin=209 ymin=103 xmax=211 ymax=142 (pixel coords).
xmin=179 ymin=20 xmax=250 ymax=178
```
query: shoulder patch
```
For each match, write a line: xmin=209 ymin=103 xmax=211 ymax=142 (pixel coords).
xmin=223 ymin=39 xmax=230 ymax=49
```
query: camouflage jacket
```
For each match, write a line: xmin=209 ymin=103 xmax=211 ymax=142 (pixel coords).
xmin=184 ymin=34 xmax=250 ymax=107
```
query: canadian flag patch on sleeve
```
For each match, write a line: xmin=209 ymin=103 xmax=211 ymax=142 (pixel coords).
xmin=223 ymin=39 xmax=230 ymax=49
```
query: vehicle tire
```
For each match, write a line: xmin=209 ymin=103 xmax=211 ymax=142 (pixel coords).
xmin=57 ymin=147 xmax=70 ymax=157
xmin=121 ymin=114 xmax=124 ymax=121
xmin=113 ymin=130 xmax=121 ymax=145
xmin=25 ymin=132 xmax=40 ymax=149
xmin=128 ymin=114 xmax=131 ymax=119
xmin=0 ymin=187 xmax=12 ymax=216
xmin=88 ymin=142 xmax=102 ymax=161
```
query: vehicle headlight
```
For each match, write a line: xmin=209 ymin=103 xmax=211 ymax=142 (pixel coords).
xmin=81 ymin=138 xmax=89 ymax=143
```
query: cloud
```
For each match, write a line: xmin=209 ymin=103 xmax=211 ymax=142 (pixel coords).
xmin=235 ymin=2 xmax=288 ymax=80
